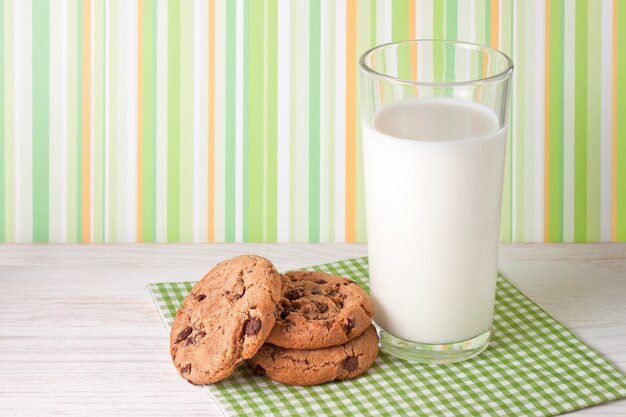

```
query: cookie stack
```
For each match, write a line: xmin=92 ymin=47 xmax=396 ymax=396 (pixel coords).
xmin=170 ymin=255 xmax=378 ymax=387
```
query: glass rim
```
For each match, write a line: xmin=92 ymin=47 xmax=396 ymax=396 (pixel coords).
xmin=359 ymin=39 xmax=514 ymax=87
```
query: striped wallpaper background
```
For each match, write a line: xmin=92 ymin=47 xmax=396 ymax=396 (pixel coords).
xmin=0 ymin=0 xmax=625 ymax=243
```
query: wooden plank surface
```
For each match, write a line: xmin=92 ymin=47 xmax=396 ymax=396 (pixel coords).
xmin=0 ymin=243 xmax=624 ymax=416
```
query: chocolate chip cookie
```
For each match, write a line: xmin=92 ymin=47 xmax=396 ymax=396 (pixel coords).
xmin=266 ymin=270 xmax=374 ymax=349
xmin=170 ymin=255 xmax=281 ymax=384
xmin=248 ymin=325 xmax=379 ymax=386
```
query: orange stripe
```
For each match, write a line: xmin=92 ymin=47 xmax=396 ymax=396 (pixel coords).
xmin=409 ymin=0 xmax=417 ymax=84
xmin=136 ymin=0 xmax=143 ymax=241
xmin=612 ymin=0 xmax=617 ymax=241
xmin=345 ymin=0 xmax=357 ymax=242
xmin=543 ymin=0 xmax=550 ymax=242
xmin=81 ymin=0 xmax=91 ymax=243
xmin=208 ymin=0 xmax=215 ymax=242
xmin=490 ymin=0 xmax=499 ymax=49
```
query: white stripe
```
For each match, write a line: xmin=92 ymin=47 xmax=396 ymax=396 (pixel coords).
xmin=61 ymin=0 xmax=69 ymax=242
xmin=126 ymin=0 xmax=138 ymax=242
xmin=334 ymin=0 xmax=346 ymax=242
xmin=214 ymin=0 xmax=226 ymax=242
xmin=383 ymin=0 xmax=393 ymax=43
xmin=416 ymin=0 xmax=433 ymax=39
xmin=295 ymin=0 xmax=310 ymax=242
xmin=14 ymin=0 xmax=33 ymax=242
xmin=600 ymin=0 xmax=613 ymax=241
xmin=563 ymin=0 xmax=575 ymax=242
xmin=104 ymin=0 xmax=110 ymax=242
xmin=276 ymin=0 xmax=290 ymax=242
xmin=457 ymin=0 xmax=472 ymax=42
xmin=116 ymin=0 xmax=127 ymax=241
xmin=155 ymin=0 xmax=168 ymax=242
xmin=90 ymin=0 xmax=95 ymax=240
xmin=235 ymin=0 xmax=244 ymax=242
xmin=511 ymin=0 xmax=518 ymax=242
xmin=533 ymin=0 xmax=545 ymax=242
xmin=193 ymin=0 xmax=200 ymax=242
xmin=468 ymin=0 xmax=476 ymax=43
xmin=50 ymin=0 xmax=63 ymax=242
xmin=319 ymin=0 xmax=329 ymax=242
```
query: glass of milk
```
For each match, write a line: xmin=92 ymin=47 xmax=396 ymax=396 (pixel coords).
xmin=360 ymin=40 xmax=513 ymax=363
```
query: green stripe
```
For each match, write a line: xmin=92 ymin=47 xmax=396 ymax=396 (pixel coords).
xmin=392 ymin=0 xmax=409 ymax=79
xmin=309 ymin=0 xmax=320 ymax=242
xmin=179 ymin=1 xmax=193 ymax=241
xmin=225 ymin=0 xmax=235 ymax=242
xmin=140 ymin=0 xmax=156 ymax=241
xmin=32 ymin=0 xmax=49 ymax=242
xmin=587 ymin=2 xmax=601 ymax=241
xmin=574 ymin=0 xmax=588 ymax=242
xmin=445 ymin=0 xmax=457 ymax=83
xmin=433 ymin=0 xmax=444 ymax=82
xmin=92 ymin=0 xmax=104 ymax=242
xmin=266 ymin=0 xmax=278 ymax=242
xmin=0 ymin=0 xmax=4 ymax=241
xmin=548 ymin=0 xmax=564 ymax=241
xmin=617 ymin=0 xmax=626 ymax=240
xmin=167 ymin=0 xmax=180 ymax=242
xmin=245 ymin=0 xmax=263 ymax=241
xmin=76 ymin=0 xmax=83 ymax=241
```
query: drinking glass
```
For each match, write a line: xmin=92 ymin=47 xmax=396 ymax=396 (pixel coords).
xmin=360 ymin=40 xmax=513 ymax=363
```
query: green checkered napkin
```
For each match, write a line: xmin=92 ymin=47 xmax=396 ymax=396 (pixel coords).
xmin=148 ymin=257 xmax=626 ymax=417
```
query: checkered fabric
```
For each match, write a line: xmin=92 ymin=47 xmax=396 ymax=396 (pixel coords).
xmin=148 ymin=257 xmax=626 ymax=417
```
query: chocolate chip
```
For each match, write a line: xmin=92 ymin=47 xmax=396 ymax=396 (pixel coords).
xmin=303 ymin=307 xmax=310 ymax=315
xmin=323 ymin=320 xmax=332 ymax=329
xmin=194 ymin=331 xmax=206 ymax=342
xmin=253 ymin=364 xmax=266 ymax=376
xmin=232 ymin=293 xmax=242 ymax=300
xmin=279 ymin=310 xmax=290 ymax=320
xmin=285 ymin=288 xmax=303 ymax=301
xmin=176 ymin=326 xmax=193 ymax=343
xmin=181 ymin=364 xmax=192 ymax=374
xmin=315 ymin=279 xmax=327 ymax=284
xmin=195 ymin=294 xmax=206 ymax=301
xmin=244 ymin=317 xmax=262 ymax=336
xmin=185 ymin=338 xmax=194 ymax=346
xmin=315 ymin=301 xmax=328 ymax=313
xmin=343 ymin=356 xmax=358 ymax=372
xmin=311 ymin=288 xmax=322 ymax=295
xmin=325 ymin=288 xmax=337 ymax=296
xmin=343 ymin=318 xmax=355 ymax=335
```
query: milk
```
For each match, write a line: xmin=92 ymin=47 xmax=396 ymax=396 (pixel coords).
xmin=363 ymin=97 xmax=506 ymax=344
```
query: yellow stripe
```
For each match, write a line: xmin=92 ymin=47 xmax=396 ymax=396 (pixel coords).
xmin=345 ymin=0 xmax=356 ymax=242
xmin=208 ymin=0 xmax=215 ymax=242
xmin=82 ymin=0 xmax=91 ymax=242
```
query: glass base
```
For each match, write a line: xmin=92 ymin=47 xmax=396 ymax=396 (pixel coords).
xmin=375 ymin=324 xmax=492 ymax=364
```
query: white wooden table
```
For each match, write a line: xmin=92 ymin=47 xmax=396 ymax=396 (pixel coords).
xmin=1 ymin=243 xmax=624 ymax=416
